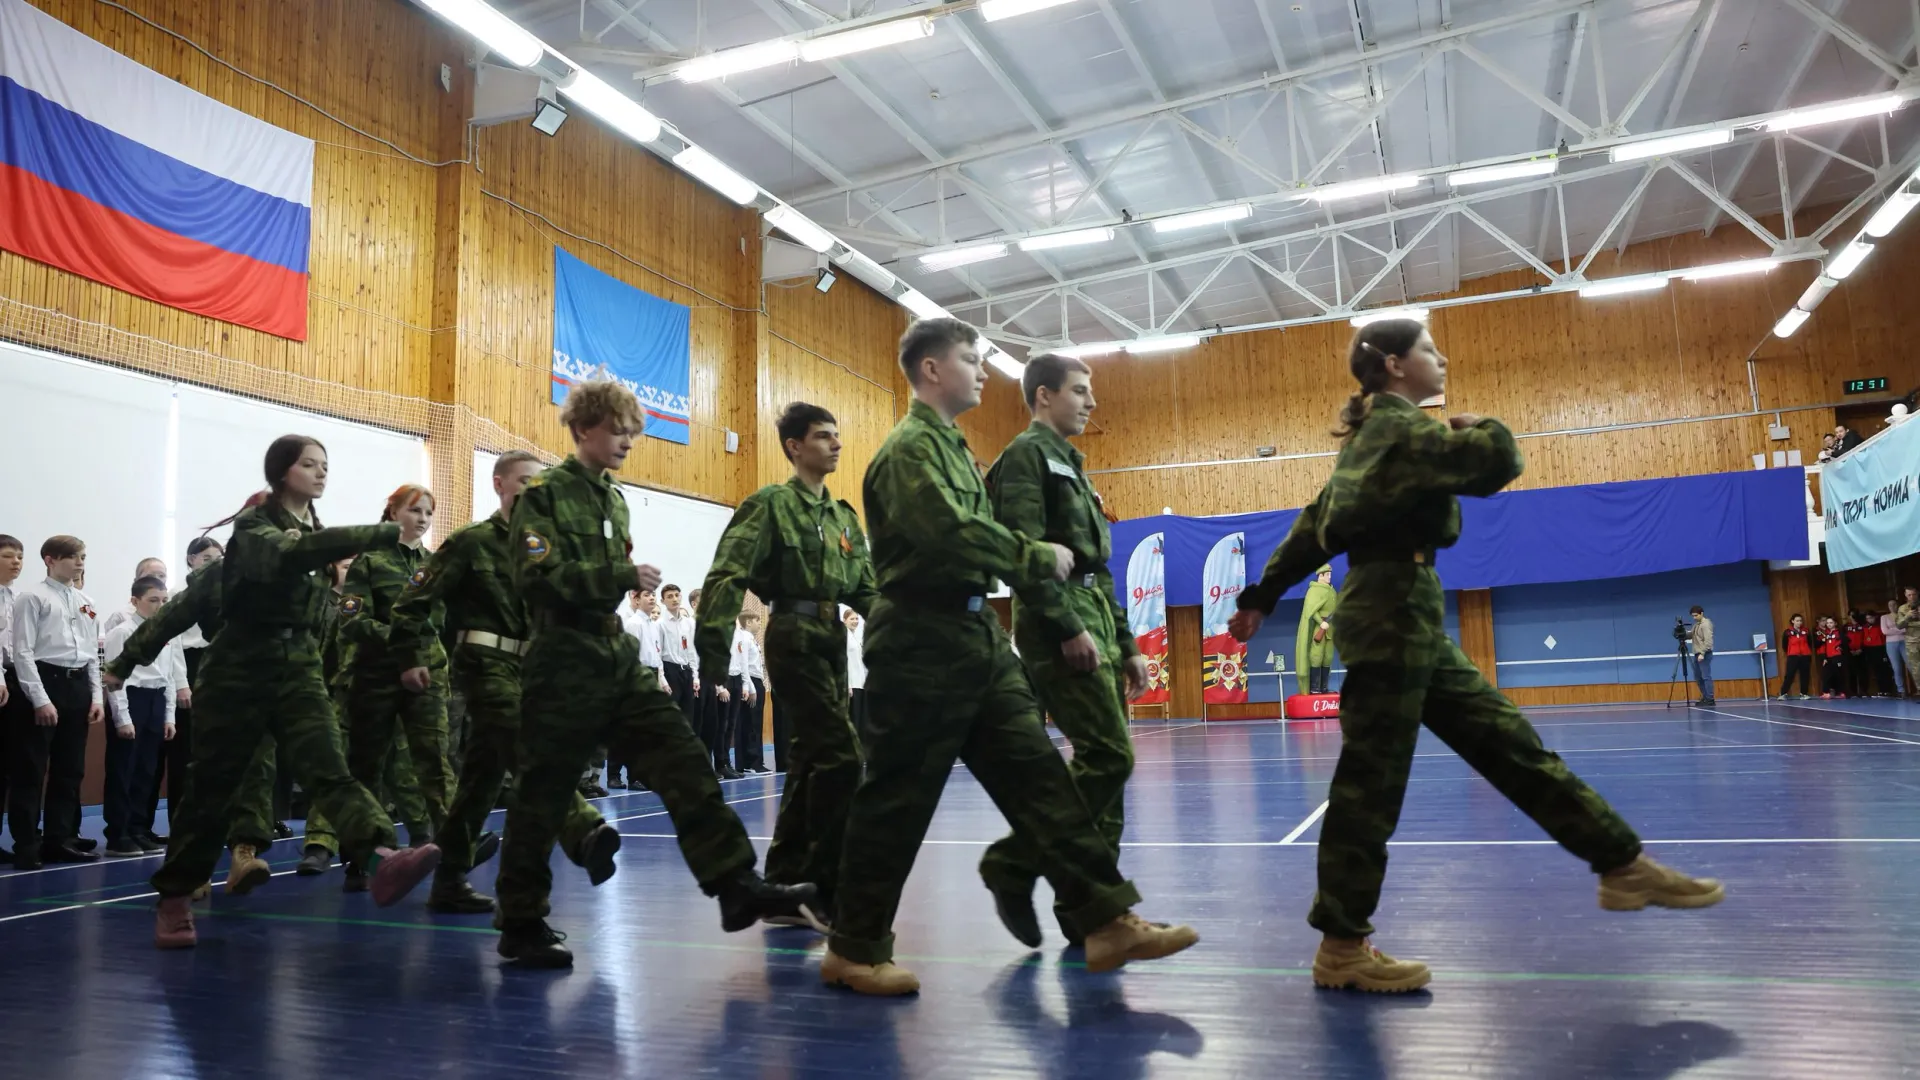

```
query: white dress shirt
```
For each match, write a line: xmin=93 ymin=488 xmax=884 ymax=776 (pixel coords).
xmin=103 ymin=613 xmax=179 ymax=730
xmin=11 ymin=577 xmax=103 ymax=708
xmin=0 ymin=580 xmax=16 ymax=670
xmin=844 ymin=612 xmax=867 ymax=691
xmin=623 ymin=606 xmax=663 ymax=670
xmin=728 ymin=627 xmax=758 ymax=679
xmin=746 ymin=631 xmax=766 ymax=682
xmin=659 ymin=611 xmax=696 ymax=667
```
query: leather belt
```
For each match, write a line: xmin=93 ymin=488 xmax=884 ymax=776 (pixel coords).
xmin=1347 ymin=548 xmax=1435 ymax=567
xmin=458 ymin=630 xmax=530 ymax=656
xmin=532 ymin=608 xmax=623 ymax=636
xmin=884 ymin=590 xmax=987 ymax=613
xmin=772 ymin=599 xmax=838 ymax=621
xmin=35 ymin=661 xmax=89 ymax=680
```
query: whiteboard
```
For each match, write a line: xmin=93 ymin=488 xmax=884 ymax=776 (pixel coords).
xmin=471 ymin=449 xmax=500 ymax=523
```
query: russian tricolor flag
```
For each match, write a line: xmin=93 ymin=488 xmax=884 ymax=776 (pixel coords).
xmin=0 ymin=0 xmax=313 ymax=340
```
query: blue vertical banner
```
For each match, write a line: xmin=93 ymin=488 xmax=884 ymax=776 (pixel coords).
xmin=551 ymin=246 xmax=692 ymax=444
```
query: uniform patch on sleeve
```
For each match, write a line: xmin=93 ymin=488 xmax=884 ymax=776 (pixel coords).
xmin=408 ymin=568 xmax=429 ymax=588
xmin=340 ymin=595 xmax=363 ymax=615
xmin=524 ymin=532 xmax=550 ymax=561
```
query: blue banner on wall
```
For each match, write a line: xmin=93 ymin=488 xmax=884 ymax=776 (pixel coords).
xmin=1108 ymin=467 xmax=1810 ymax=609
xmin=551 ymin=247 xmax=692 ymax=444
xmin=1820 ymin=419 xmax=1920 ymax=571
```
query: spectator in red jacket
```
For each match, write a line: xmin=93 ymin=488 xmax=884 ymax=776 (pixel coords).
xmin=1778 ymin=614 xmax=1813 ymax=700
xmin=1862 ymin=613 xmax=1894 ymax=696
xmin=1816 ymin=617 xmax=1849 ymax=698
xmin=1845 ymin=612 xmax=1871 ymax=697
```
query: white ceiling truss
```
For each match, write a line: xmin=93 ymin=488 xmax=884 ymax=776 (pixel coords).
xmin=499 ymin=0 xmax=1920 ymax=353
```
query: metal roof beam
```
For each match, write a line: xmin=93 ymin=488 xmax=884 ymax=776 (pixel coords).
xmin=1613 ymin=0 xmax=1722 ymax=252
xmin=1775 ymin=0 xmax=1912 ymax=80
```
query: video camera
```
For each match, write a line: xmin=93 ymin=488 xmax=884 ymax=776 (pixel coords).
xmin=1672 ymin=617 xmax=1692 ymax=642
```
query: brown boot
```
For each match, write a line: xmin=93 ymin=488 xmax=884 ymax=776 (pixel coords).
xmin=820 ymin=948 xmax=920 ymax=996
xmin=225 ymin=844 xmax=271 ymax=895
xmin=1599 ymin=854 xmax=1725 ymax=911
xmin=1312 ymin=938 xmax=1431 ymax=993
xmin=154 ymin=896 xmax=197 ymax=949
xmin=1083 ymin=912 xmax=1199 ymax=974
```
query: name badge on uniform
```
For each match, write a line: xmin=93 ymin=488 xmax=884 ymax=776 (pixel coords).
xmin=603 ymin=520 xmax=613 ymax=539
xmin=1046 ymin=457 xmax=1077 ymax=479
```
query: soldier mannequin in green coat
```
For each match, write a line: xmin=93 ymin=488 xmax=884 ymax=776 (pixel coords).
xmin=1296 ymin=565 xmax=1338 ymax=695
xmin=1228 ymin=320 xmax=1723 ymax=992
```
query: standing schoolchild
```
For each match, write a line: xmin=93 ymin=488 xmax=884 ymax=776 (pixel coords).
xmin=8 ymin=535 xmax=105 ymax=868
xmin=727 ymin=612 xmax=768 ymax=774
xmin=112 ymin=436 xmax=440 ymax=948
xmin=1229 ymin=319 xmax=1721 ymax=992
xmin=149 ymin=537 xmax=223 ymax=840
xmin=1815 ymin=616 xmax=1848 ymax=698
xmin=658 ymin=585 xmax=698 ymax=729
xmin=101 ymin=576 xmax=178 ymax=857
xmin=1778 ymin=614 xmax=1813 ymax=700
xmin=843 ymin=608 xmax=867 ymax=750
xmin=688 ymin=588 xmax=737 ymax=778
xmin=1861 ymin=611 xmax=1894 ymax=696
xmin=1844 ymin=612 xmax=1871 ymax=698
xmin=0 ymin=533 xmax=23 ymax=863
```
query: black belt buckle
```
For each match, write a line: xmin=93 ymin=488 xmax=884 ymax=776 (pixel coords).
xmin=38 ymin=662 xmax=84 ymax=679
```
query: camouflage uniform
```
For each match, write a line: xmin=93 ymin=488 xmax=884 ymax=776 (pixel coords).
xmin=496 ymin=456 xmax=758 ymax=924
xmin=1898 ymin=602 xmax=1920 ymax=690
xmin=695 ymin=476 xmax=877 ymax=912
xmin=301 ymin=616 xmax=427 ymax=857
xmin=139 ymin=503 xmax=404 ymax=899
xmin=1237 ymin=393 xmax=1642 ymax=939
xmin=1296 ymin=568 xmax=1338 ymax=694
xmin=831 ymin=401 xmax=1141 ymax=966
xmin=390 ymin=511 xmax=604 ymax=874
xmin=341 ymin=540 xmax=456 ymax=839
xmin=977 ymin=420 xmax=1138 ymax=938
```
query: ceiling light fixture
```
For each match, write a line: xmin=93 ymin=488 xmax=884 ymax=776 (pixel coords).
xmin=1863 ymin=187 xmax=1919 ymax=238
xmin=529 ymin=95 xmax=568 ymax=136
xmin=1446 ymin=160 xmax=1557 ymax=187
xmin=1680 ymin=258 xmax=1780 ymax=281
xmin=799 ymin=17 xmax=935 ymax=62
xmin=1577 ymin=275 xmax=1669 ymax=298
xmin=1123 ymin=334 xmax=1204 ymax=355
xmin=918 ymin=243 xmax=1009 ymax=272
xmin=1773 ymin=309 xmax=1810 ymax=338
xmin=1764 ymin=94 xmax=1903 ymax=133
xmin=898 ymin=289 xmax=948 ymax=320
xmin=1052 ymin=342 xmax=1122 ymax=359
xmin=559 ymin=71 xmax=662 ymax=143
xmin=1019 ymin=227 xmax=1116 ymax=251
xmin=1609 ymin=128 xmax=1732 ymax=162
xmin=834 ymin=249 xmax=896 ymax=293
xmin=980 ymin=0 xmax=1083 ymax=21
xmin=676 ymin=39 xmax=800 ymax=83
xmin=1827 ymin=240 xmax=1874 ymax=280
xmin=1308 ymin=174 xmax=1422 ymax=202
xmin=671 ymin=146 xmax=759 ymax=205
xmin=416 ymin=0 xmax=544 ymax=67
xmin=1797 ymin=275 xmax=1838 ymax=309
xmin=765 ymin=205 xmax=834 ymax=253
xmin=1350 ymin=307 xmax=1430 ymax=327
xmin=1152 ymin=204 xmax=1253 ymax=233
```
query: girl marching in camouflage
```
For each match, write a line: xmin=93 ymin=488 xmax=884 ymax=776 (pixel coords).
xmin=1229 ymin=320 xmax=1723 ymax=993
xmin=114 ymin=436 xmax=440 ymax=948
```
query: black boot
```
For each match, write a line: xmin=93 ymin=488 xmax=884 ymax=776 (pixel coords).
xmin=714 ymin=869 xmax=818 ymax=933
xmin=427 ymin=869 xmax=496 ymax=915
xmin=296 ymin=845 xmax=332 ymax=876
xmin=472 ymin=830 xmax=501 ymax=869
xmin=342 ymin=861 xmax=369 ymax=892
xmin=984 ymin=875 xmax=1042 ymax=948
xmin=497 ymin=919 xmax=573 ymax=968
xmin=577 ymin=822 xmax=622 ymax=887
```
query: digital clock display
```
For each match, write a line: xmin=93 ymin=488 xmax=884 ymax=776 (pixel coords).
xmin=1844 ymin=377 xmax=1889 ymax=395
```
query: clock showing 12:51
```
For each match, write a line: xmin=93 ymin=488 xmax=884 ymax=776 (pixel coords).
xmin=1844 ymin=377 xmax=1889 ymax=395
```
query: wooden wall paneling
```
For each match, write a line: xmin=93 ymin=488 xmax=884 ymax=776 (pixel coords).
xmin=1501 ymin=679 xmax=1765 ymax=707
xmin=1456 ymin=589 xmax=1498 ymax=687
xmin=1167 ymin=605 xmax=1202 ymax=720
xmin=759 ymin=277 xmax=905 ymax=508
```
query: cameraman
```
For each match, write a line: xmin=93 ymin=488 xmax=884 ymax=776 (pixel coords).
xmin=1688 ymin=605 xmax=1715 ymax=706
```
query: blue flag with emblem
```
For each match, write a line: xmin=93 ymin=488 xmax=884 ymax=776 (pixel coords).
xmin=551 ymin=246 xmax=692 ymax=444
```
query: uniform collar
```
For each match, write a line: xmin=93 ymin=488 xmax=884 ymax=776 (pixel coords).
xmin=784 ymin=474 xmax=833 ymax=507
xmin=1371 ymin=392 xmax=1422 ymax=417
xmin=1024 ymin=420 xmax=1083 ymax=467
xmin=561 ymin=454 xmax=615 ymax=490
xmin=486 ymin=510 xmax=509 ymax=533
xmin=907 ymin=399 xmax=967 ymax=447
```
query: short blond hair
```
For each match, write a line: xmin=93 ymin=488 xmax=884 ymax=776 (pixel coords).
xmin=560 ymin=380 xmax=646 ymax=437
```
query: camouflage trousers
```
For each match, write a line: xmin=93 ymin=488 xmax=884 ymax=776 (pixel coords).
xmin=495 ymin=626 xmax=757 ymax=923
xmin=1311 ymin=563 xmax=1643 ymax=938
xmin=346 ymin=660 xmax=455 ymax=841
xmin=831 ymin=604 xmax=1140 ymax=966
xmin=440 ymin=646 xmax=602 ymax=874
xmin=979 ymin=591 xmax=1134 ymax=940
xmin=228 ymin=685 xmax=426 ymax=856
xmin=151 ymin=632 xmax=398 ymax=898
xmin=760 ymin=614 xmax=858 ymax=910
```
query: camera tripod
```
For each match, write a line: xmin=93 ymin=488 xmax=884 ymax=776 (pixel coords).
xmin=1664 ymin=635 xmax=1697 ymax=710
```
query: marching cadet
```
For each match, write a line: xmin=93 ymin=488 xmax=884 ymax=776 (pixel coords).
xmin=1898 ymin=586 xmax=1920 ymax=698
xmin=493 ymin=380 xmax=813 ymax=968
xmin=976 ymin=353 xmax=1151 ymax=949
xmin=340 ymin=486 xmax=457 ymax=854
xmin=109 ymin=435 xmax=439 ymax=948
xmin=388 ymin=450 xmax=611 ymax=915
xmin=822 ymin=318 xmax=1197 ymax=996
xmin=1228 ymin=319 xmax=1722 ymax=993
xmin=694 ymin=401 xmax=876 ymax=930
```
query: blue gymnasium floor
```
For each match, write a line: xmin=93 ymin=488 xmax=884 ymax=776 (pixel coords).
xmin=5 ymin=699 xmax=1920 ymax=1079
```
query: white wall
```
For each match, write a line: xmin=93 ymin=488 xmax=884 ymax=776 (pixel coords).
xmin=621 ymin=484 xmax=732 ymax=598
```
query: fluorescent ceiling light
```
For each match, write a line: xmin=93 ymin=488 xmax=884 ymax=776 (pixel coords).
xmin=1773 ymin=309 xmax=1810 ymax=338
xmin=1827 ymin=240 xmax=1873 ymax=280
xmin=1609 ymin=128 xmax=1731 ymax=162
xmin=834 ymin=249 xmax=896 ymax=293
xmin=898 ymin=289 xmax=947 ymax=320
xmin=1350 ymin=307 xmax=1430 ymax=327
xmin=671 ymin=146 xmax=759 ymax=205
xmin=1152 ymin=204 xmax=1253 ymax=233
xmin=1680 ymin=258 xmax=1779 ymax=281
xmin=1053 ymin=342 xmax=1122 ymax=359
xmin=1863 ymin=190 xmax=1919 ymax=238
xmin=799 ymin=17 xmax=934 ymax=62
xmin=980 ymin=0 xmax=1082 ymax=21
xmin=418 ymin=0 xmax=544 ymax=67
xmin=1019 ymin=227 xmax=1115 ymax=251
xmin=1578 ymin=275 xmax=1669 ymax=298
xmin=918 ymin=243 xmax=1008 ymax=272
xmin=1123 ymin=334 xmax=1203 ymax=355
xmin=559 ymin=71 xmax=662 ymax=143
xmin=982 ymin=345 xmax=1026 ymax=378
xmin=1797 ymin=275 xmax=1838 ymax=309
xmin=677 ymin=39 xmax=799 ymax=83
xmin=1309 ymin=174 xmax=1422 ymax=202
xmin=1764 ymin=94 xmax=1903 ymax=133
xmin=765 ymin=205 xmax=833 ymax=253
xmin=1446 ymin=159 xmax=1557 ymax=187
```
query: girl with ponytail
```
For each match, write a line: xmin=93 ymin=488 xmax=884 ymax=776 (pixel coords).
xmin=1226 ymin=319 xmax=1724 ymax=993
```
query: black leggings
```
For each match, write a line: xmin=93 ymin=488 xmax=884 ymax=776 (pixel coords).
xmin=1779 ymin=655 xmax=1811 ymax=696
xmin=1820 ymin=657 xmax=1848 ymax=695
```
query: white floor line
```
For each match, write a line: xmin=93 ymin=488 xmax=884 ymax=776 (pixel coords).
xmin=0 ymin=868 xmax=308 ymax=924
xmin=1129 ymin=722 xmax=1208 ymax=739
xmin=1132 ymin=741 xmax=1867 ymax=770
xmin=1693 ymin=705 xmax=1920 ymax=746
xmin=608 ymin=790 xmax=783 ymax=826
xmin=1277 ymin=800 xmax=1329 ymax=845
xmin=0 ymin=829 xmax=311 ymax=880
xmin=612 ymin=832 xmax=1920 ymax=849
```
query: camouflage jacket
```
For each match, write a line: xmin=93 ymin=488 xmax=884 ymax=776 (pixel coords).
xmin=509 ymin=454 xmax=634 ymax=631
xmin=695 ymin=476 xmax=877 ymax=682
xmin=341 ymin=537 xmax=443 ymax=672
xmin=863 ymin=400 xmax=1057 ymax=599
xmin=390 ymin=511 xmax=525 ymax=671
xmin=105 ymin=559 xmax=223 ymax=680
xmin=221 ymin=501 xmax=398 ymax=632
xmin=1239 ymin=393 xmax=1522 ymax=613
xmin=987 ymin=420 xmax=1137 ymax=658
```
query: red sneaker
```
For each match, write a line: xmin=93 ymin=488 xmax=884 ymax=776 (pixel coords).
xmin=369 ymin=844 xmax=442 ymax=907
xmin=155 ymin=896 xmax=196 ymax=949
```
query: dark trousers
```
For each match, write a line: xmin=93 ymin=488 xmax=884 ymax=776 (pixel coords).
xmin=9 ymin=662 xmax=93 ymax=856
xmin=700 ymin=682 xmax=730 ymax=770
xmin=771 ymin=693 xmax=792 ymax=772
xmin=147 ymin=646 xmax=202 ymax=834
xmin=104 ymin=687 xmax=168 ymax=844
xmin=1309 ymin=666 xmax=1332 ymax=694
xmin=1779 ymin=654 xmax=1812 ymax=696
xmin=0 ymin=666 xmax=21 ymax=849
xmin=1847 ymin=653 xmax=1869 ymax=697
xmin=664 ymin=662 xmax=696 ymax=730
xmin=848 ymin=687 xmax=869 ymax=748
xmin=731 ymin=676 xmax=765 ymax=770
xmin=1820 ymin=656 xmax=1847 ymax=695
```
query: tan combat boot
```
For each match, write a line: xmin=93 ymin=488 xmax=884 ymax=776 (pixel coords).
xmin=820 ymin=949 xmax=921 ymax=996
xmin=225 ymin=843 xmax=271 ymax=895
xmin=1312 ymin=938 xmax=1431 ymax=993
xmin=1599 ymin=854 xmax=1725 ymax=911
xmin=1084 ymin=912 xmax=1200 ymax=974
